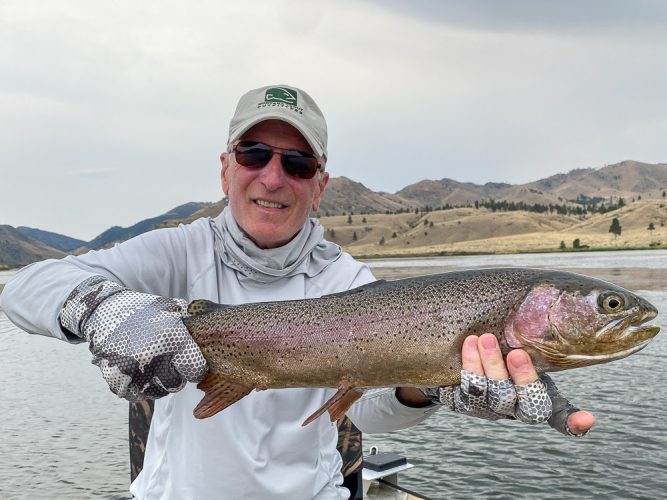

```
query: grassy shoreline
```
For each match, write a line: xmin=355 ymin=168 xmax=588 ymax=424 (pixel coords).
xmin=354 ymin=243 xmax=665 ymax=260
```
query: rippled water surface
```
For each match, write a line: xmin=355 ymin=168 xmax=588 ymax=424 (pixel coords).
xmin=1 ymin=250 xmax=666 ymax=499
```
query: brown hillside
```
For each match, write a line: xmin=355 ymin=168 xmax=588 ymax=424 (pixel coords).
xmin=526 ymin=161 xmax=667 ymax=202
xmin=0 ymin=225 xmax=66 ymax=266
xmin=158 ymin=199 xmax=228 ymax=228
xmin=320 ymin=200 xmax=667 ymax=257
xmin=317 ymin=177 xmax=411 ymax=215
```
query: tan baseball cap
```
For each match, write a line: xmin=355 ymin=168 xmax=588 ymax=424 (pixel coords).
xmin=227 ymin=84 xmax=328 ymax=166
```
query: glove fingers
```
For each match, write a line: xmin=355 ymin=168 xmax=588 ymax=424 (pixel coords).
xmin=447 ymin=371 xmax=506 ymax=421
xmin=514 ymin=378 xmax=552 ymax=424
xmin=487 ymin=379 xmax=518 ymax=416
xmin=93 ymin=354 xmax=137 ymax=397
xmin=456 ymin=370 xmax=488 ymax=412
xmin=172 ymin=336 xmax=209 ymax=383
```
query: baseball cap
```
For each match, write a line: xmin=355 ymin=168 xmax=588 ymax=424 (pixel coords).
xmin=227 ymin=84 xmax=328 ymax=166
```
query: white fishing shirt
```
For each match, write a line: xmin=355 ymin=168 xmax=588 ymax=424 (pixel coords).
xmin=1 ymin=210 xmax=438 ymax=500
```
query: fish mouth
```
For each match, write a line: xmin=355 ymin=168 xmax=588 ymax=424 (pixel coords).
xmin=522 ymin=317 xmax=660 ymax=370
xmin=561 ymin=325 xmax=659 ymax=364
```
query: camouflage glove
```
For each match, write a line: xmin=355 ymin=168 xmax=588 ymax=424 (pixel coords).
xmin=422 ymin=372 xmax=585 ymax=436
xmin=60 ymin=275 xmax=208 ymax=401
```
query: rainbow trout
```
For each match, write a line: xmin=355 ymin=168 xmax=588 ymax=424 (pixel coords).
xmin=183 ymin=268 xmax=659 ymax=424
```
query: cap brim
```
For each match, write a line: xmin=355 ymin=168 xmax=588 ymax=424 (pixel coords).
xmin=228 ymin=111 xmax=326 ymax=162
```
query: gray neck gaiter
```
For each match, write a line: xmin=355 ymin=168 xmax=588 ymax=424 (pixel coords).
xmin=210 ymin=207 xmax=342 ymax=283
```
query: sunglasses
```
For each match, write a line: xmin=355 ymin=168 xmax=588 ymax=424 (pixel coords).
xmin=232 ymin=141 xmax=321 ymax=179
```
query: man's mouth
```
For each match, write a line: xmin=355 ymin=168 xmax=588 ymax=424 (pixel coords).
xmin=254 ymin=199 xmax=286 ymax=209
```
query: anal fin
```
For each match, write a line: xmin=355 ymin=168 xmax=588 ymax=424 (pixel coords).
xmin=193 ymin=372 xmax=252 ymax=419
xmin=302 ymin=384 xmax=363 ymax=426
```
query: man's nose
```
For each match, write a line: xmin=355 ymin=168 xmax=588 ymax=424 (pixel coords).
xmin=258 ymin=153 xmax=287 ymax=189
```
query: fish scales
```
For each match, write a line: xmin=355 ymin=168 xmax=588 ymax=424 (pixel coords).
xmin=183 ymin=268 xmax=660 ymax=422
xmin=189 ymin=269 xmax=534 ymax=387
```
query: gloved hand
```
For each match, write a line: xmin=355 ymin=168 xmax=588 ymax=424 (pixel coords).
xmin=60 ymin=275 xmax=208 ymax=401
xmin=422 ymin=370 xmax=553 ymax=424
xmin=422 ymin=334 xmax=593 ymax=436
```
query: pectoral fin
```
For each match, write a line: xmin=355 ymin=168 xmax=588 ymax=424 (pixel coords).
xmin=193 ymin=372 xmax=252 ymax=419
xmin=302 ymin=384 xmax=363 ymax=426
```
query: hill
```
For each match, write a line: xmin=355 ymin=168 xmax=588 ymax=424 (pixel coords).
xmin=526 ymin=161 xmax=667 ymax=201
xmin=158 ymin=199 xmax=228 ymax=229
xmin=329 ymin=200 xmax=667 ymax=257
xmin=317 ymin=177 xmax=411 ymax=215
xmin=85 ymin=202 xmax=211 ymax=250
xmin=17 ymin=227 xmax=86 ymax=252
xmin=0 ymin=225 xmax=66 ymax=266
xmin=395 ymin=160 xmax=667 ymax=208
xmin=4 ymin=159 xmax=667 ymax=267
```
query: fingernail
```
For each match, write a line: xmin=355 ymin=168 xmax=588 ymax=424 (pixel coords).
xmin=480 ymin=335 xmax=497 ymax=352
xmin=511 ymin=350 xmax=530 ymax=371
xmin=463 ymin=336 xmax=478 ymax=348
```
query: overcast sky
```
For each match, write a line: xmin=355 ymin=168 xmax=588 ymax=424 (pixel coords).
xmin=1 ymin=0 xmax=666 ymax=240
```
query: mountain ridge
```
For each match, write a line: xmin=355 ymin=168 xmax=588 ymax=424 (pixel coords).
xmin=3 ymin=160 xmax=666 ymax=267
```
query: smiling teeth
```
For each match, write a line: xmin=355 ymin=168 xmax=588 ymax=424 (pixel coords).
xmin=255 ymin=199 xmax=284 ymax=208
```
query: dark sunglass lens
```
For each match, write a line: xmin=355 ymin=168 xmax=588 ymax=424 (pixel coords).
xmin=282 ymin=153 xmax=319 ymax=179
xmin=235 ymin=142 xmax=272 ymax=168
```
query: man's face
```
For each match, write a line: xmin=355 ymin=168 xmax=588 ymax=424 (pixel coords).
xmin=221 ymin=120 xmax=329 ymax=249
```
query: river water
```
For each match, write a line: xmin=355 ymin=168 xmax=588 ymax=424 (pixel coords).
xmin=1 ymin=250 xmax=666 ymax=499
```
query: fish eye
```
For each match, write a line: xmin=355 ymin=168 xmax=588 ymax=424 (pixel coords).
xmin=599 ymin=293 xmax=625 ymax=313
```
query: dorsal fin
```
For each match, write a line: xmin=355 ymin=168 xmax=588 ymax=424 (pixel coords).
xmin=187 ymin=299 xmax=230 ymax=316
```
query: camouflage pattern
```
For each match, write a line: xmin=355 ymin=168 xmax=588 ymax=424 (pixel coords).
xmin=60 ymin=276 xmax=208 ymax=401
xmin=337 ymin=416 xmax=362 ymax=477
xmin=129 ymin=400 xmax=154 ymax=482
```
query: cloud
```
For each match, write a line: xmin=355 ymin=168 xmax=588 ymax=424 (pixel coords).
xmin=365 ymin=0 xmax=667 ymax=34
xmin=0 ymin=0 xmax=665 ymax=239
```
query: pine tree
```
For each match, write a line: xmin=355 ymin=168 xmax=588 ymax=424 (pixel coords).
xmin=609 ymin=218 xmax=622 ymax=239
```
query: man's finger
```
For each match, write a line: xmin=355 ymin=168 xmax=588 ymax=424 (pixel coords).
xmin=506 ymin=349 xmax=538 ymax=385
xmin=566 ymin=411 xmax=596 ymax=435
xmin=477 ymin=333 xmax=509 ymax=380
xmin=461 ymin=335 xmax=484 ymax=375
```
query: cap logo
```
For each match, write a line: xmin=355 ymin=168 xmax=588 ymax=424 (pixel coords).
xmin=265 ymin=87 xmax=297 ymax=105
xmin=259 ymin=86 xmax=303 ymax=114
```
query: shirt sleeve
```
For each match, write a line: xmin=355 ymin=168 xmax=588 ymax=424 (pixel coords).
xmin=347 ymin=388 xmax=440 ymax=434
xmin=0 ymin=223 xmax=194 ymax=342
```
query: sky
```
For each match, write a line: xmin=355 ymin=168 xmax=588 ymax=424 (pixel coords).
xmin=1 ymin=0 xmax=666 ymax=241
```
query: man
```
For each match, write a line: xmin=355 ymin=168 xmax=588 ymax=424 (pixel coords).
xmin=1 ymin=84 xmax=594 ymax=499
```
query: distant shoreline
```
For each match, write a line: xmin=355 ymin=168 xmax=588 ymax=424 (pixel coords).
xmin=354 ymin=244 xmax=665 ymax=260
xmin=2 ymin=244 xmax=664 ymax=272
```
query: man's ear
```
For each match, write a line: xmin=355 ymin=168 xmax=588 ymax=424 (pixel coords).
xmin=311 ymin=171 xmax=329 ymax=212
xmin=220 ymin=152 xmax=229 ymax=194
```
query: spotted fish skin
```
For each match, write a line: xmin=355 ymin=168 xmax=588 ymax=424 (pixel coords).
xmin=183 ymin=268 xmax=659 ymax=421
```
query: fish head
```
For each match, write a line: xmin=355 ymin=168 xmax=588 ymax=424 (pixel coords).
xmin=503 ymin=273 xmax=660 ymax=371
